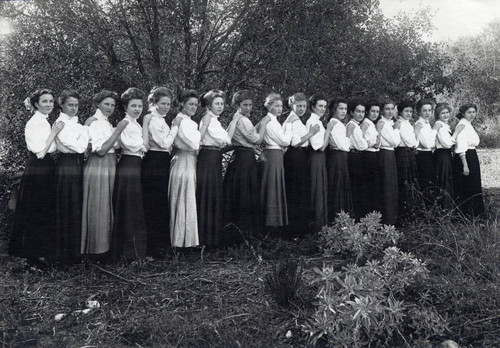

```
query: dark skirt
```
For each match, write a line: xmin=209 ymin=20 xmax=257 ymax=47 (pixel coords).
xmin=142 ymin=150 xmax=171 ymax=255
xmin=395 ymin=147 xmax=419 ymax=219
xmin=223 ymin=147 xmax=260 ymax=239
xmin=361 ymin=151 xmax=382 ymax=216
xmin=379 ymin=149 xmax=398 ymax=225
xmin=326 ymin=149 xmax=353 ymax=222
xmin=452 ymin=149 xmax=485 ymax=216
xmin=9 ymin=154 xmax=56 ymax=262
xmin=284 ymin=147 xmax=311 ymax=235
xmin=434 ymin=149 xmax=454 ymax=209
xmin=55 ymin=153 xmax=84 ymax=264
xmin=348 ymin=151 xmax=364 ymax=220
xmin=309 ymin=150 xmax=328 ymax=230
xmin=259 ymin=149 xmax=288 ymax=227
xmin=197 ymin=148 xmax=223 ymax=246
xmin=112 ymin=155 xmax=147 ymax=260
xmin=416 ymin=150 xmax=435 ymax=191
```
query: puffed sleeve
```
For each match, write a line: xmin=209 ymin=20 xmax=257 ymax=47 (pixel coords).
xmin=330 ymin=123 xmax=350 ymax=151
xmin=290 ymin=120 xmax=305 ymax=147
xmin=308 ymin=120 xmax=325 ymax=151
xmin=25 ymin=117 xmax=54 ymax=155
xmin=238 ymin=117 xmax=260 ymax=144
xmin=349 ymin=125 xmax=368 ymax=151
xmin=119 ymin=123 xmax=143 ymax=152
xmin=400 ymin=123 xmax=418 ymax=147
xmin=379 ymin=121 xmax=401 ymax=147
xmin=57 ymin=124 xmax=89 ymax=153
xmin=436 ymin=128 xmax=455 ymax=149
xmin=266 ymin=120 xmax=292 ymax=147
xmin=454 ymin=128 xmax=469 ymax=154
xmin=149 ymin=117 xmax=178 ymax=150
xmin=415 ymin=124 xmax=436 ymax=149
xmin=178 ymin=120 xmax=201 ymax=151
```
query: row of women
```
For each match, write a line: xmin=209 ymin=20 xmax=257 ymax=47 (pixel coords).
xmin=9 ymin=87 xmax=484 ymax=264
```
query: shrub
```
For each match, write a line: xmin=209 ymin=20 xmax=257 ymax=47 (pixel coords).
xmin=265 ymin=259 xmax=303 ymax=307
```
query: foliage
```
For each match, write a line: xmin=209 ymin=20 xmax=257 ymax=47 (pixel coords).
xmin=265 ymin=258 xmax=303 ymax=307
xmin=318 ymin=211 xmax=401 ymax=264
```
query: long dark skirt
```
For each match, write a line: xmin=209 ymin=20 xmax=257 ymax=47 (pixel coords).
xmin=309 ymin=150 xmax=328 ymax=230
xmin=142 ymin=150 xmax=171 ymax=255
xmin=260 ymin=149 xmax=288 ymax=227
xmin=361 ymin=151 xmax=382 ymax=216
xmin=223 ymin=147 xmax=260 ymax=240
xmin=434 ymin=149 xmax=454 ymax=209
xmin=395 ymin=147 xmax=419 ymax=220
xmin=416 ymin=151 xmax=434 ymax=191
xmin=379 ymin=149 xmax=398 ymax=225
xmin=55 ymin=153 xmax=83 ymax=264
xmin=452 ymin=149 xmax=485 ymax=216
xmin=112 ymin=155 xmax=147 ymax=260
xmin=284 ymin=147 xmax=311 ymax=235
xmin=348 ymin=151 xmax=364 ymax=221
xmin=326 ymin=149 xmax=352 ymax=222
xmin=9 ymin=154 xmax=56 ymax=262
xmin=197 ymin=148 xmax=223 ymax=247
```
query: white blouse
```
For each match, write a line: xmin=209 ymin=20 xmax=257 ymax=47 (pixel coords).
xmin=263 ymin=112 xmax=292 ymax=149
xmin=88 ymin=109 xmax=119 ymax=154
xmin=229 ymin=114 xmax=260 ymax=147
xmin=148 ymin=110 xmax=178 ymax=153
xmin=174 ymin=113 xmax=201 ymax=151
xmin=347 ymin=120 xmax=368 ymax=151
xmin=200 ymin=110 xmax=231 ymax=147
xmin=305 ymin=113 xmax=325 ymax=151
xmin=378 ymin=118 xmax=401 ymax=150
xmin=284 ymin=111 xmax=308 ymax=148
xmin=398 ymin=118 xmax=418 ymax=148
xmin=414 ymin=117 xmax=436 ymax=151
xmin=328 ymin=119 xmax=350 ymax=152
xmin=361 ymin=118 xmax=379 ymax=152
xmin=454 ymin=118 xmax=480 ymax=154
xmin=119 ymin=114 xmax=144 ymax=157
xmin=25 ymin=110 xmax=56 ymax=157
xmin=55 ymin=113 xmax=89 ymax=154
xmin=435 ymin=120 xmax=455 ymax=149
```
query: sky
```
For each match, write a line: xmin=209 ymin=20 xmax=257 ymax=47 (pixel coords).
xmin=379 ymin=0 xmax=500 ymax=42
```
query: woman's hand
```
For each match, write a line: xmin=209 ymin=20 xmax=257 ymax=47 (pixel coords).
xmin=172 ymin=117 xmax=182 ymax=128
xmin=116 ymin=119 xmax=129 ymax=132
xmin=52 ymin=121 xmax=65 ymax=134
xmin=309 ymin=124 xmax=320 ymax=136
xmin=85 ymin=117 xmax=97 ymax=126
xmin=432 ymin=122 xmax=443 ymax=131
xmin=463 ymin=165 xmax=470 ymax=176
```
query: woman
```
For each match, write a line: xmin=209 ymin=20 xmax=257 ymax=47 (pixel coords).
xmin=414 ymin=99 xmax=436 ymax=193
xmin=395 ymin=100 xmax=418 ymax=220
xmin=283 ymin=92 xmax=319 ymax=236
xmin=452 ymin=103 xmax=485 ymax=216
xmin=81 ymin=90 xmax=127 ymax=258
xmin=223 ymin=90 xmax=268 ymax=239
xmin=141 ymin=87 xmax=179 ymax=256
xmin=432 ymin=103 xmax=455 ymax=209
xmin=169 ymin=89 xmax=201 ymax=248
xmin=377 ymin=100 xmax=401 ymax=225
xmin=360 ymin=101 xmax=382 ymax=217
xmin=54 ymin=90 xmax=89 ymax=264
xmin=324 ymin=97 xmax=353 ymax=221
xmin=10 ymin=89 xmax=64 ymax=264
xmin=346 ymin=100 xmax=368 ymax=221
xmin=260 ymin=93 xmax=292 ymax=229
xmin=197 ymin=90 xmax=231 ymax=248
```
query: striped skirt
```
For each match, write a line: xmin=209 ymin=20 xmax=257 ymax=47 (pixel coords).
xmin=260 ymin=149 xmax=288 ymax=227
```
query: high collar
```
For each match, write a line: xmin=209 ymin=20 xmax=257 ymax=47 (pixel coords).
xmin=418 ymin=117 xmax=430 ymax=124
xmin=310 ymin=112 xmax=321 ymax=121
xmin=59 ymin=112 xmax=78 ymax=123
xmin=93 ymin=109 xmax=108 ymax=121
xmin=34 ymin=110 xmax=49 ymax=119
xmin=206 ymin=109 xmax=220 ymax=119
xmin=125 ymin=113 xmax=139 ymax=124
xmin=151 ymin=107 xmax=166 ymax=118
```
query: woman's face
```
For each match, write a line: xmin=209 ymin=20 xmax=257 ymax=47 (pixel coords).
xmin=419 ymin=104 xmax=432 ymax=120
xmin=463 ymin=107 xmax=477 ymax=122
xmin=126 ymin=98 xmax=143 ymax=119
xmin=209 ymin=97 xmax=225 ymax=116
xmin=61 ymin=97 xmax=79 ymax=118
xmin=269 ymin=100 xmax=283 ymax=117
xmin=334 ymin=102 xmax=348 ymax=120
xmin=351 ymin=105 xmax=365 ymax=123
xmin=293 ymin=100 xmax=307 ymax=117
xmin=238 ymin=99 xmax=253 ymax=116
xmin=155 ymin=96 xmax=171 ymax=116
xmin=438 ymin=109 xmax=451 ymax=123
xmin=400 ymin=107 xmax=413 ymax=121
xmin=382 ymin=103 xmax=395 ymax=119
xmin=182 ymin=97 xmax=199 ymax=117
xmin=368 ymin=106 xmax=380 ymax=121
xmin=98 ymin=97 xmax=116 ymax=117
xmin=312 ymin=100 xmax=327 ymax=117
xmin=35 ymin=93 xmax=54 ymax=115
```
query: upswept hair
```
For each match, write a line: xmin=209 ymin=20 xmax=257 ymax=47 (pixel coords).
xmin=120 ymin=87 xmax=146 ymax=108
xmin=348 ymin=99 xmax=365 ymax=114
xmin=456 ymin=103 xmax=478 ymax=119
xmin=397 ymin=100 xmax=415 ymax=115
xmin=434 ymin=103 xmax=452 ymax=119
xmin=58 ymin=90 xmax=80 ymax=107
xmin=202 ymin=89 xmax=226 ymax=108
xmin=92 ymin=90 xmax=118 ymax=108
xmin=148 ymin=86 xmax=174 ymax=106
xmin=288 ymin=92 xmax=307 ymax=108
xmin=264 ymin=92 xmax=282 ymax=111
xmin=29 ymin=88 xmax=55 ymax=111
xmin=416 ymin=99 xmax=434 ymax=113
xmin=232 ymin=90 xmax=253 ymax=107
xmin=308 ymin=93 xmax=328 ymax=112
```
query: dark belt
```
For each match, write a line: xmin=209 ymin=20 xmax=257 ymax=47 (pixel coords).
xmin=200 ymin=145 xmax=221 ymax=151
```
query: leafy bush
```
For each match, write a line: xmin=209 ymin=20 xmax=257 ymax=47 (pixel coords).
xmin=265 ymin=259 xmax=303 ymax=307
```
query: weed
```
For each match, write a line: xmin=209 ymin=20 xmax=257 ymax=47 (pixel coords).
xmin=265 ymin=259 xmax=303 ymax=307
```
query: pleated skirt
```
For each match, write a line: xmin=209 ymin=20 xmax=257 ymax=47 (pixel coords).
xmin=416 ymin=150 xmax=435 ymax=192
xmin=142 ymin=150 xmax=171 ymax=254
xmin=452 ymin=149 xmax=485 ymax=216
xmin=361 ymin=151 xmax=382 ymax=216
xmin=379 ymin=149 xmax=398 ymax=225
xmin=55 ymin=153 xmax=83 ymax=264
xmin=434 ymin=149 xmax=454 ymax=209
xmin=395 ymin=147 xmax=419 ymax=218
xmin=284 ymin=147 xmax=311 ymax=234
xmin=9 ymin=154 xmax=56 ymax=261
xmin=310 ymin=150 xmax=328 ymax=230
xmin=112 ymin=155 xmax=147 ymax=260
xmin=348 ymin=151 xmax=364 ymax=220
xmin=169 ymin=149 xmax=199 ymax=247
xmin=223 ymin=147 xmax=260 ymax=236
xmin=196 ymin=148 xmax=223 ymax=247
xmin=81 ymin=153 xmax=116 ymax=255
xmin=326 ymin=149 xmax=353 ymax=222
xmin=260 ymin=149 xmax=288 ymax=227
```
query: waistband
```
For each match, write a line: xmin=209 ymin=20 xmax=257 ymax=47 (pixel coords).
xmin=122 ymin=151 xmax=144 ymax=158
xmin=200 ymin=145 xmax=222 ymax=151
